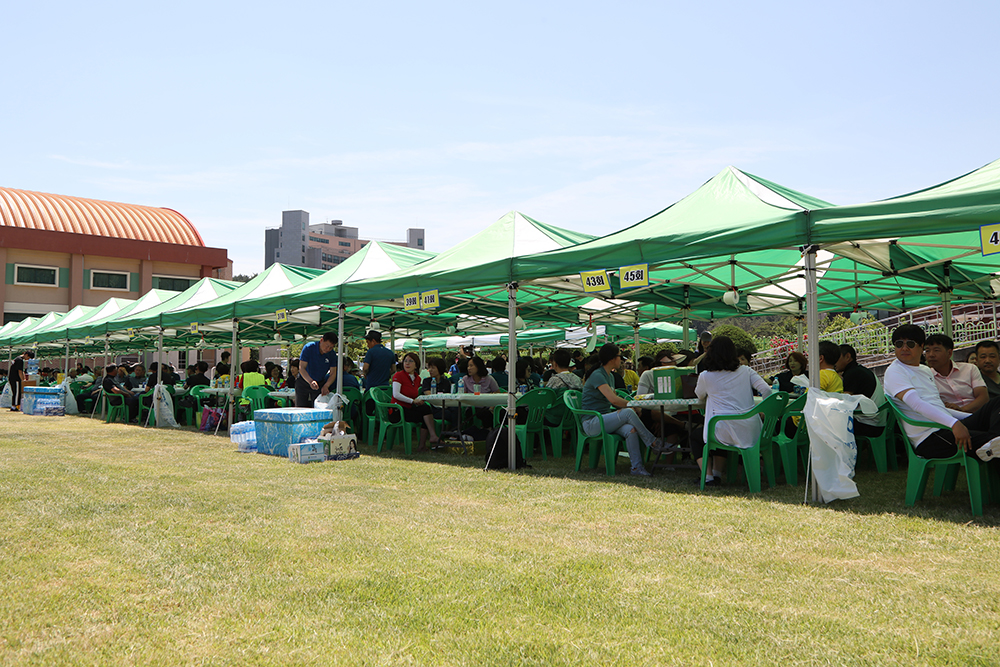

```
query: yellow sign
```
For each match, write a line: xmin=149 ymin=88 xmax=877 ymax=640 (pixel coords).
xmin=420 ymin=290 xmax=440 ymax=310
xmin=981 ymin=223 xmax=1000 ymax=256
xmin=580 ymin=270 xmax=611 ymax=293
xmin=619 ymin=264 xmax=649 ymax=288
xmin=403 ymin=292 xmax=421 ymax=311
xmin=190 ymin=323 xmax=199 ymax=334
xmin=126 ymin=328 xmax=135 ymax=337
xmin=276 ymin=309 xmax=289 ymax=324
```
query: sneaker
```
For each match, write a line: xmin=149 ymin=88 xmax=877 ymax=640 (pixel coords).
xmin=976 ymin=436 xmax=1000 ymax=462
xmin=631 ymin=466 xmax=651 ymax=477
xmin=648 ymin=438 xmax=669 ymax=453
xmin=703 ymin=476 xmax=721 ymax=487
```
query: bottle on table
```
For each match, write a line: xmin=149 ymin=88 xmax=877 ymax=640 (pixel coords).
xmin=430 ymin=378 xmax=437 ymax=395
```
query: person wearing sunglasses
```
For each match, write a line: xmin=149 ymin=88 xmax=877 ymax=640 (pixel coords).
xmin=883 ymin=324 xmax=1000 ymax=463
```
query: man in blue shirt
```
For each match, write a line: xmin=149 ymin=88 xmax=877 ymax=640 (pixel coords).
xmin=296 ymin=332 xmax=338 ymax=407
xmin=362 ymin=330 xmax=395 ymax=390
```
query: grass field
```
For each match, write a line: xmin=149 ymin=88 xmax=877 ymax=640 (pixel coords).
xmin=2 ymin=412 xmax=999 ymax=666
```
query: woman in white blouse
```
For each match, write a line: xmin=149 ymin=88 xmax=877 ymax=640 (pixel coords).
xmin=693 ymin=336 xmax=772 ymax=486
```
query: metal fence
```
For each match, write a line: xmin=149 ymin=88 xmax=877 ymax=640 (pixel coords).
xmin=750 ymin=302 xmax=1000 ymax=379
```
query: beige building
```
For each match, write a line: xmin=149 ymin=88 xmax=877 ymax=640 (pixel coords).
xmin=0 ymin=187 xmax=230 ymax=324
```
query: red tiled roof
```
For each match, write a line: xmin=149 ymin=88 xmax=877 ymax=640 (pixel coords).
xmin=0 ymin=187 xmax=205 ymax=246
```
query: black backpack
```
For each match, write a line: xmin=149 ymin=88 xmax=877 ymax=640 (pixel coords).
xmin=484 ymin=426 xmax=528 ymax=469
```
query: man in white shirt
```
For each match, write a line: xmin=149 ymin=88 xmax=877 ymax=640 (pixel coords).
xmin=884 ymin=324 xmax=1000 ymax=462
xmin=923 ymin=333 xmax=988 ymax=414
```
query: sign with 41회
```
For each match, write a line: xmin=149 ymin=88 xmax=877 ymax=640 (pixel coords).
xmin=403 ymin=290 xmax=440 ymax=311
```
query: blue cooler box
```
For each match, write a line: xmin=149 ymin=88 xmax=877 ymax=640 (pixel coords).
xmin=22 ymin=386 xmax=64 ymax=416
xmin=254 ymin=408 xmax=333 ymax=457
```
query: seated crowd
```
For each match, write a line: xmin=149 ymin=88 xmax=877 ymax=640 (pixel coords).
xmin=11 ymin=324 xmax=1000 ymax=494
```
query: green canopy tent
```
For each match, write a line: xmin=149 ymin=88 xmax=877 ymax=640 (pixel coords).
xmin=232 ymin=241 xmax=441 ymax=346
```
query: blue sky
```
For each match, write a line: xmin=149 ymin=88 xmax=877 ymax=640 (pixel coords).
xmin=3 ymin=1 xmax=998 ymax=275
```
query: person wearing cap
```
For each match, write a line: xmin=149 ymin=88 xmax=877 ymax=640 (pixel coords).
xmin=296 ymin=332 xmax=338 ymax=408
xmin=362 ymin=330 xmax=395 ymax=390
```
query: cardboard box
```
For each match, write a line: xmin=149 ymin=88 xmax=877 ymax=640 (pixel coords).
xmin=324 ymin=434 xmax=358 ymax=459
xmin=651 ymin=367 xmax=697 ymax=399
xmin=288 ymin=441 xmax=326 ymax=464
xmin=254 ymin=408 xmax=333 ymax=457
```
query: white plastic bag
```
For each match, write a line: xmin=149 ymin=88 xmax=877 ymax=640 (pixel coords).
xmin=0 ymin=383 xmax=11 ymax=409
xmin=314 ymin=392 xmax=343 ymax=421
xmin=61 ymin=379 xmax=79 ymax=415
xmin=803 ymin=389 xmax=877 ymax=503
xmin=153 ymin=385 xmax=180 ymax=428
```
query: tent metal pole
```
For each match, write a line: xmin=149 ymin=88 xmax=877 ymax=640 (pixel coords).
xmin=418 ymin=331 xmax=425 ymax=370
xmin=797 ymin=318 xmax=804 ymax=352
xmin=942 ymin=292 xmax=953 ymax=338
xmin=804 ymin=245 xmax=820 ymax=504
xmin=633 ymin=321 xmax=640 ymax=369
xmin=227 ymin=319 xmax=238 ymax=432
xmin=64 ymin=340 xmax=70 ymax=380
xmin=506 ymin=283 xmax=518 ymax=470
xmin=389 ymin=327 xmax=395 ymax=358
xmin=682 ymin=315 xmax=690 ymax=350
xmin=152 ymin=327 xmax=164 ymax=428
xmin=334 ymin=303 xmax=345 ymax=423
xmin=942 ymin=264 xmax=953 ymax=338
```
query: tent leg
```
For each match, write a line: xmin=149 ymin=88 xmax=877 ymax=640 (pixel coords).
xmin=682 ymin=315 xmax=690 ymax=350
xmin=418 ymin=332 xmax=425 ymax=371
xmin=942 ymin=291 xmax=953 ymax=338
xmin=804 ymin=245 xmax=820 ymax=504
xmin=797 ymin=317 xmax=804 ymax=352
xmin=507 ymin=283 xmax=518 ymax=470
xmin=633 ymin=322 xmax=640 ymax=370
xmin=228 ymin=319 xmax=238 ymax=431
xmin=333 ymin=304 xmax=345 ymax=423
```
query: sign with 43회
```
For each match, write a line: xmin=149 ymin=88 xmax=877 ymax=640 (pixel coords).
xmin=580 ymin=270 xmax=611 ymax=293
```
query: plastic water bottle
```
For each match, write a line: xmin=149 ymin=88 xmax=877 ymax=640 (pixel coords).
xmin=430 ymin=378 xmax=437 ymax=395
xmin=772 ymin=377 xmax=780 ymax=393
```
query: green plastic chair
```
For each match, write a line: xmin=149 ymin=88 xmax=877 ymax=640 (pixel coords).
xmin=563 ymin=390 xmax=627 ymax=476
xmin=103 ymin=393 xmax=129 ymax=424
xmin=773 ymin=393 xmax=808 ymax=485
xmin=544 ymin=388 xmax=575 ymax=458
xmin=887 ymin=401 xmax=988 ymax=516
xmin=492 ymin=388 xmax=557 ymax=460
xmin=701 ymin=392 xmax=788 ymax=492
xmin=855 ymin=401 xmax=898 ymax=473
xmin=239 ymin=385 xmax=271 ymax=421
xmin=371 ymin=387 xmax=418 ymax=455
xmin=615 ymin=388 xmax=634 ymax=401
xmin=138 ymin=388 xmax=157 ymax=426
xmin=363 ymin=388 xmax=381 ymax=447
xmin=71 ymin=382 xmax=95 ymax=414
xmin=341 ymin=387 xmax=364 ymax=435
xmin=176 ymin=385 xmax=208 ymax=428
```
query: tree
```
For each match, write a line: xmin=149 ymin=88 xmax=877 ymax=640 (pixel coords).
xmin=711 ymin=324 xmax=758 ymax=355
xmin=231 ymin=273 xmax=257 ymax=283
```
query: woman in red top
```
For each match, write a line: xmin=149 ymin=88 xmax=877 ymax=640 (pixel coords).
xmin=392 ymin=352 xmax=441 ymax=451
